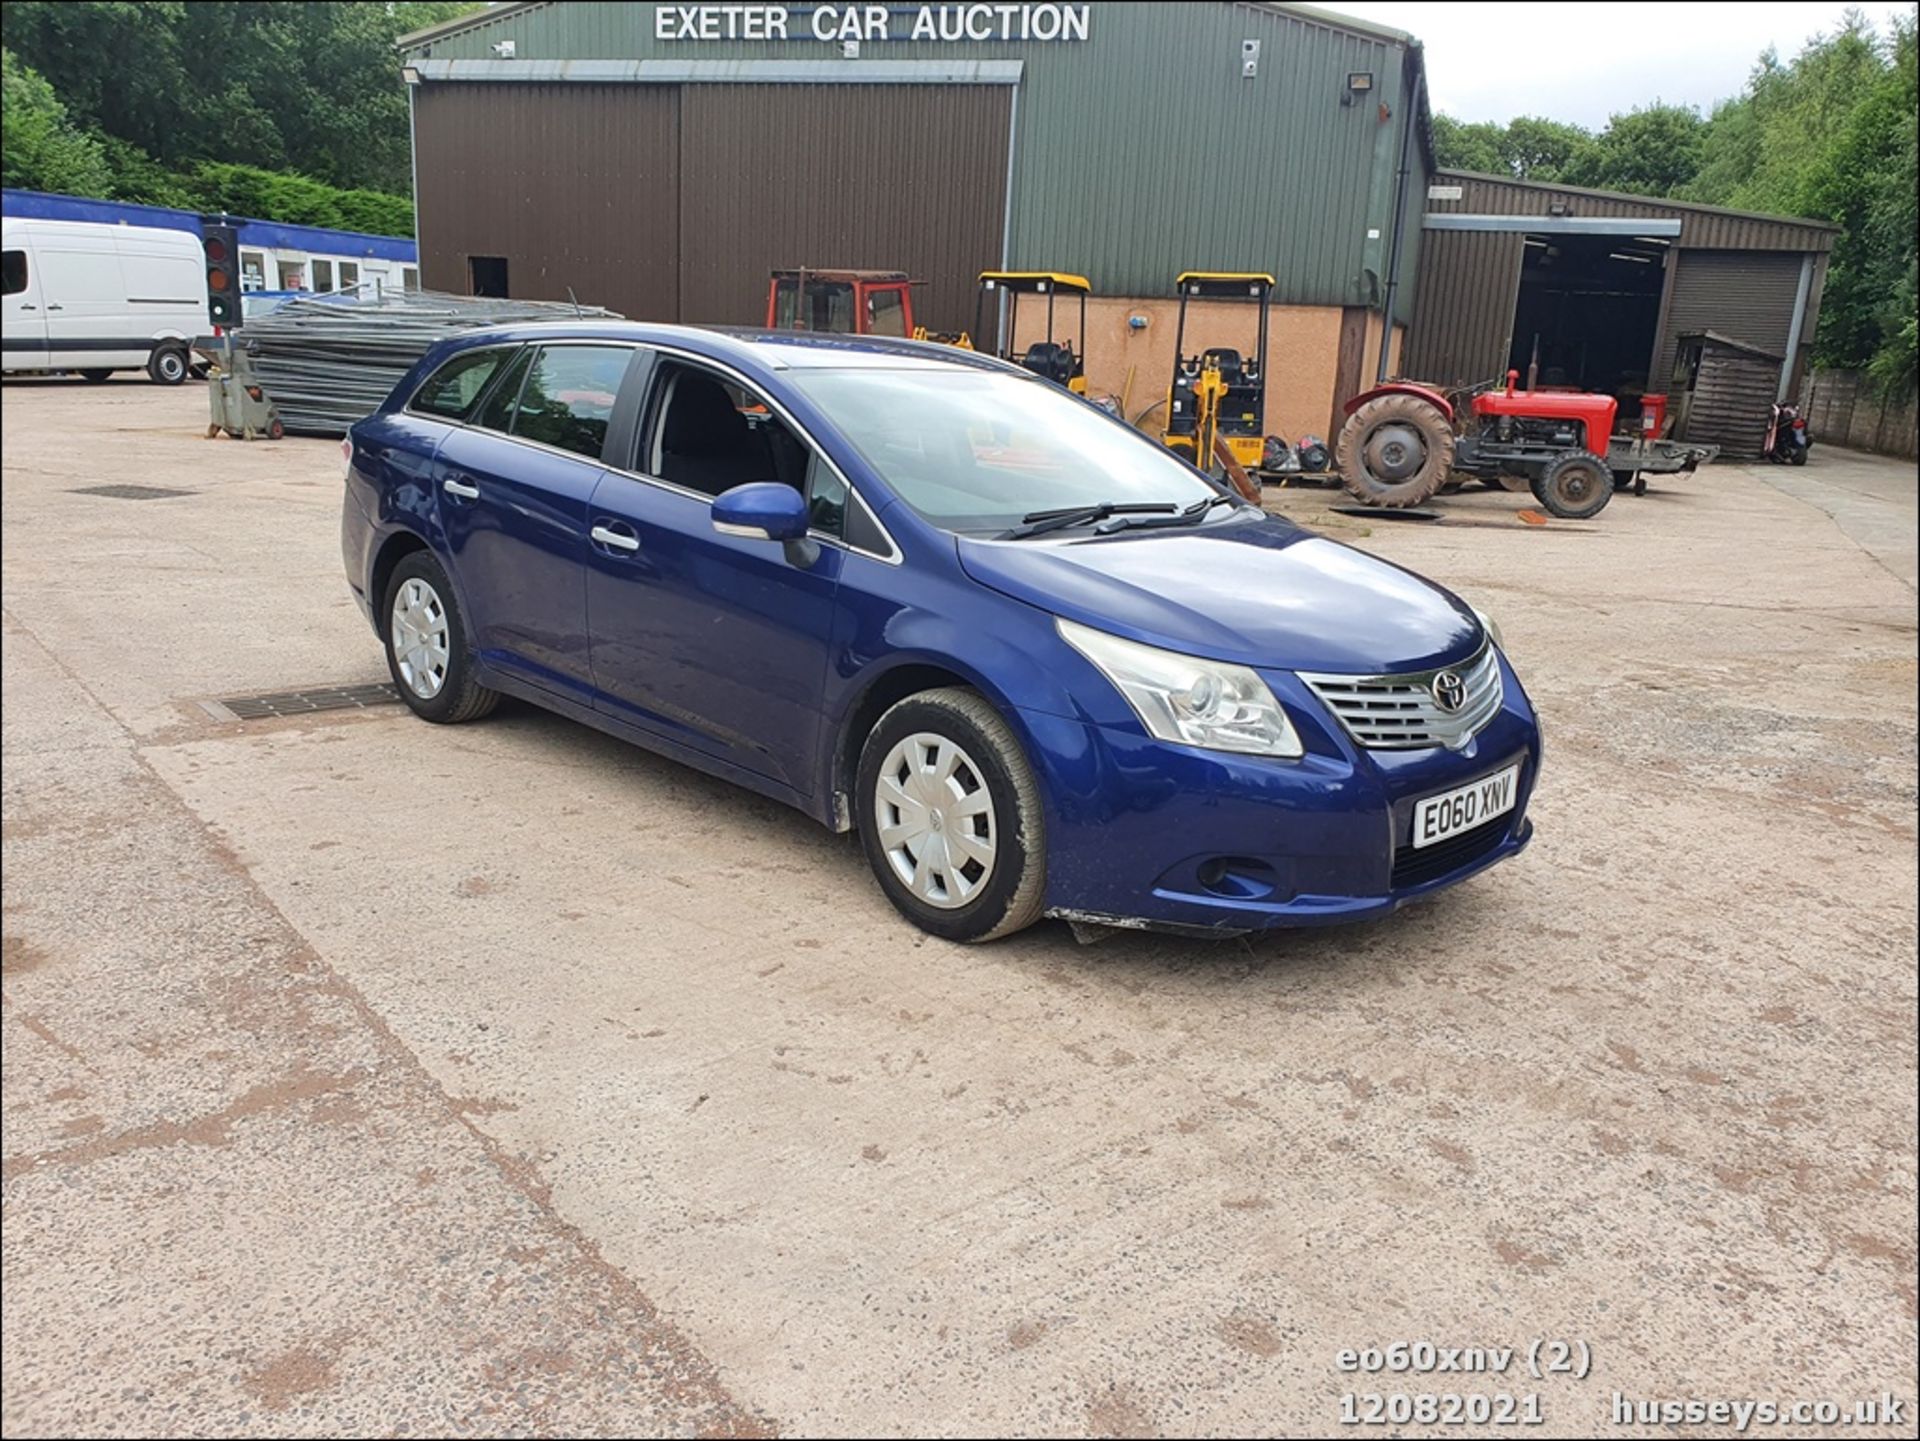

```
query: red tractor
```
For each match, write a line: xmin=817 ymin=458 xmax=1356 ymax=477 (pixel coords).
xmin=1334 ymin=372 xmax=1718 ymax=519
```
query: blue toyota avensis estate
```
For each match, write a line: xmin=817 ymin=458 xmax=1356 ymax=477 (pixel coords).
xmin=342 ymin=324 xmax=1539 ymax=942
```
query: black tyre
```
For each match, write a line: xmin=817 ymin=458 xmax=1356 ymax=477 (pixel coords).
xmin=147 ymin=343 xmax=189 ymax=386
xmin=1789 ymin=445 xmax=1809 ymax=466
xmin=856 ymin=687 xmax=1047 ymax=943
xmin=1335 ymin=393 xmax=1456 ymax=508
xmin=80 ymin=368 xmax=113 ymax=383
xmin=1612 ymin=470 xmax=1636 ymax=490
xmin=382 ymin=551 xmax=500 ymax=724
xmin=1532 ymin=451 xmax=1613 ymax=520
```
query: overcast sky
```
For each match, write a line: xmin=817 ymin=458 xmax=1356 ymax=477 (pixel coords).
xmin=1334 ymin=2 xmax=1910 ymax=128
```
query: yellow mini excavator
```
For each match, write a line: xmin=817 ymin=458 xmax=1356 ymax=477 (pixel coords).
xmin=974 ymin=271 xmax=1091 ymax=394
xmin=1161 ymin=272 xmax=1274 ymax=486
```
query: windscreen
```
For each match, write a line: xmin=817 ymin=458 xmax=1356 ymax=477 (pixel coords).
xmin=791 ymin=369 xmax=1220 ymax=534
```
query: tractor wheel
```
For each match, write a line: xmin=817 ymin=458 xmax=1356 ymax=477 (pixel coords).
xmin=1532 ymin=451 xmax=1613 ymax=521
xmin=1335 ymin=393 xmax=1455 ymax=508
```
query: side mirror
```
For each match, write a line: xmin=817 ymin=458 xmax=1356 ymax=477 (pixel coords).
xmin=712 ymin=482 xmax=810 ymax=542
xmin=712 ymin=481 xmax=818 ymax=567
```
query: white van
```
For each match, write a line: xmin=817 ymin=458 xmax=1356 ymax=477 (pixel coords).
xmin=2 ymin=217 xmax=206 ymax=385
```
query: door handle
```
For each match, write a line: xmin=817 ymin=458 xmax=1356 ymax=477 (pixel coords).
xmin=591 ymin=524 xmax=640 ymax=552
xmin=17 ymin=304 xmax=35 ymax=311
xmin=442 ymin=476 xmax=480 ymax=500
xmin=45 ymin=304 xmax=63 ymax=311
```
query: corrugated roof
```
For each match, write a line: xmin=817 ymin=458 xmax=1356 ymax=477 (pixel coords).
xmin=1437 ymin=169 xmax=1839 ymax=239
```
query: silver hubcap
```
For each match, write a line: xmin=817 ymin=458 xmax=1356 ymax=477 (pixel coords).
xmin=390 ymin=577 xmax=451 ymax=700
xmin=874 ymin=731 xmax=998 ymax=910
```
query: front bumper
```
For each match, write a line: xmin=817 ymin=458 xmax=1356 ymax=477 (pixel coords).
xmin=1019 ymin=653 xmax=1541 ymax=936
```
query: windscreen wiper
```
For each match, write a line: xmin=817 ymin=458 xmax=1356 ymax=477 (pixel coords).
xmin=1090 ymin=493 xmax=1239 ymax=534
xmin=1003 ymin=501 xmax=1178 ymax=540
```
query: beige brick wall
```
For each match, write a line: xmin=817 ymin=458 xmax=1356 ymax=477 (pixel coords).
xmin=1005 ymin=295 xmax=1400 ymax=448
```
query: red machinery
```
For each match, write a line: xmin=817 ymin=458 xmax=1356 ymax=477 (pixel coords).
xmin=1334 ymin=372 xmax=1716 ymax=520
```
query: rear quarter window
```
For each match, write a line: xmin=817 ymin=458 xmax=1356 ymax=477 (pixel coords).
xmin=508 ymin=345 xmax=632 ymax=460
xmin=409 ymin=348 xmax=510 ymax=420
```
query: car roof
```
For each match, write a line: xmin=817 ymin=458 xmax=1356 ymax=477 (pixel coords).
xmin=438 ymin=321 xmax=1030 ymax=377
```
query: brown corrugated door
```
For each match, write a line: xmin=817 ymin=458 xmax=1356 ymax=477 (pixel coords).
xmin=676 ymin=84 xmax=1011 ymax=334
xmin=1655 ymin=251 xmax=1803 ymax=388
xmin=1401 ymin=228 xmax=1525 ymax=388
xmin=413 ymin=83 xmax=681 ymax=320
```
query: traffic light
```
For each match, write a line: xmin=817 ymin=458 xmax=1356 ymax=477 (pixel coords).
xmin=202 ymin=220 xmax=241 ymax=329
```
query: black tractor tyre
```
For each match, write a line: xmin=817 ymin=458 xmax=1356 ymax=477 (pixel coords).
xmin=1335 ymin=393 xmax=1456 ymax=508
xmin=1788 ymin=445 xmax=1809 ymax=466
xmin=1612 ymin=470 xmax=1636 ymax=490
xmin=80 ymin=368 xmax=114 ymax=383
xmin=1532 ymin=451 xmax=1614 ymax=520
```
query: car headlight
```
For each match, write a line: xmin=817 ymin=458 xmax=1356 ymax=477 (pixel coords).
xmin=1058 ymin=618 xmax=1303 ymax=757
xmin=1471 ymin=604 xmax=1504 ymax=650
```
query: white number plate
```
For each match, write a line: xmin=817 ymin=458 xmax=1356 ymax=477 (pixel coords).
xmin=1412 ymin=764 xmax=1520 ymax=849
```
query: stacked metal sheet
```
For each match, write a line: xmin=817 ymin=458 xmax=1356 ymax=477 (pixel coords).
xmin=234 ymin=289 xmax=623 ymax=436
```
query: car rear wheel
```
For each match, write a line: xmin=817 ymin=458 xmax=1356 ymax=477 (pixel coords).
xmin=147 ymin=343 xmax=188 ymax=385
xmin=383 ymin=552 xmax=500 ymax=724
xmin=856 ymin=688 xmax=1046 ymax=943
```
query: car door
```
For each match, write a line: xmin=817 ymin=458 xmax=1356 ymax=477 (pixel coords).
xmin=430 ymin=341 xmax=641 ymax=705
xmin=585 ymin=359 xmax=858 ymax=795
xmin=1 ymin=242 xmax=48 ymax=369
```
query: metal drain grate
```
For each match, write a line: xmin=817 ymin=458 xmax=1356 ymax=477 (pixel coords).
xmin=200 ymin=683 xmax=400 ymax=721
xmin=69 ymin=484 xmax=196 ymax=500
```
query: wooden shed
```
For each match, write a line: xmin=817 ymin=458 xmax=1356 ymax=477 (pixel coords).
xmin=1669 ymin=331 xmax=1784 ymax=460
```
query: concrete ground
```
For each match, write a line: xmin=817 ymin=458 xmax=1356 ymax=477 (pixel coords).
xmin=3 ymin=376 xmax=1915 ymax=1438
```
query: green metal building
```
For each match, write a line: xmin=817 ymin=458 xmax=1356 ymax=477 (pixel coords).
xmin=398 ymin=1 xmax=1435 ymax=439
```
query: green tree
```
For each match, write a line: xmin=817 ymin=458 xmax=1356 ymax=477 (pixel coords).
xmin=3 ymin=1 xmax=480 ymax=194
xmin=0 ymin=47 xmax=113 ymax=195
xmin=1501 ymin=117 xmax=1591 ymax=181
xmin=1563 ymin=104 xmax=1707 ymax=197
xmin=1432 ymin=114 xmax=1595 ymax=181
xmin=1431 ymin=114 xmax=1508 ymax=174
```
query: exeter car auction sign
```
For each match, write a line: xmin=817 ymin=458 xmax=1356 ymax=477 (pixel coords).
xmin=655 ymin=4 xmax=1092 ymax=43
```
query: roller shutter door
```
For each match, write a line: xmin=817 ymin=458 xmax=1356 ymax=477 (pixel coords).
xmin=1657 ymin=251 xmax=1801 ymax=389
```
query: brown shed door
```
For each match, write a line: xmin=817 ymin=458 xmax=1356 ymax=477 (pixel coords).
xmin=414 ymin=83 xmax=682 ymax=321
xmin=676 ymin=84 xmax=1011 ymax=333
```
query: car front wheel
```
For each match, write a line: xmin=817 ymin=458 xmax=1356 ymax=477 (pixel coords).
xmin=382 ymin=551 xmax=500 ymax=724
xmin=856 ymin=687 xmax=1047 ymax=943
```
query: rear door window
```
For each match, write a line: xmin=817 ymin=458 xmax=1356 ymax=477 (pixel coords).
xmin=410 ymin=347 xmax=510 ymax=420
xmin=472 ymin=347 xmax=533 ymax=433
xmin=505 ymin=345 xmax=632 ymax=460
xmin=2 ymin=250 xmax=27 ymax=296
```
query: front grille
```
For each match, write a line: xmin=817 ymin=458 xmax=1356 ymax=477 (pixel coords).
xmin=1392 ymin=817 xmax=1511 ymax=890
xmin=1299 ymin=642 xmax=1502 ymax=751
